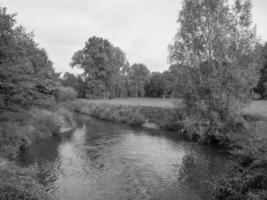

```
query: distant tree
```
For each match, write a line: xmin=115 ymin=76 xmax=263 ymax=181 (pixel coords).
xmin=71 ymin=36 xmax=128 ymax=99
xmin=161 ymin=71 xmax=172 ymax=97
xmin=145 ymin=72 xmax=165 ymax=97
xmin=62 ymin=72 xmax=87 ymax=98
xmin=255 ymin=43 xmax=267 ymax=99
xmin=169 ymin=0 xmax=260 ymax=137
xmin=128 ymin=63 xmax=150 ymax=97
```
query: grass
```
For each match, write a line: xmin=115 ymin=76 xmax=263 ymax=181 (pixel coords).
xmin=0 ymin=104 xmax=76 ymax=200
xmin=0 ymin=163 xmax=52 ymax=200
xmin=70 ymin=99 xmax=181 ymax=130
xmin=79 ymin=98 xmax=267 ymax=117
xmin=73 ymin=98 xmax=267 ymax=136
xmin=79 ymin=97 xmax=176 ymax=108
xmin=0 ymin=107 xmax=75 ymax=159
xmin=71 ymin=102 xmax=146 ymax=126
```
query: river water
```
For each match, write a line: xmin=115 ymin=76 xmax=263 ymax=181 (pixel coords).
xmin=16 ymin=115 xmax=228 ymax=200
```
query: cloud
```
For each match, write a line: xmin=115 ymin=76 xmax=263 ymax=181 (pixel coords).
xmin=2 ymin=0 xmax=266 ymax=74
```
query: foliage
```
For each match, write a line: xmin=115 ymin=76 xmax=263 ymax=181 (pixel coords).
xmin=127 ymin=63 xmax=150 ymax=97
xmin=0 ymin=7 xmax=60 ymax=111
xmin=74 ymin=102 xmax=146 ymax=125
xmin=62 ymin=72 xmax=86 ymax=98
xmin=211 ymin=137 xmax=267 ymax=200
xmin=0 ymin=107 xmax=74 ymax=159
xmin=71 ymin=99 xmax=180 ymax=130
xmin=145 ymin=72 xmax=170 ymax=97
xmin=169 ymin=0 xmax=260 ymax=141
xmin=71 ymin=36 xmax=129 ymax=99
xmin=55 ymin=86 xmax=78 ymax=102
xmin=255 ymin=43 xmax=267 ymax=99
xmin=0 ymin=164 xmax=53 ymax=200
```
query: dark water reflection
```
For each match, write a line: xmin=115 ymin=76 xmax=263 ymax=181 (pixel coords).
xmin=17 ymin=116 xmax=228 ymax=200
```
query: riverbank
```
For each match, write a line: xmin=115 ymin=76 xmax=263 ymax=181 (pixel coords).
xmin=69 ymin=99 xmax=267 ymax=144
xmin=0 ymin=105 xmax=77 ymax=200
xmin=0 ymin=162 xmax=53 ymax=200
xmin=0 ymin=107 xmax=75 ymax=160
xmin=68 ymin=99 xmax=180 ymax=131
xmin=1 ymin=98 xmax=266 ymax=200
xmin=69 ymin=98 xmax=267 ymax=199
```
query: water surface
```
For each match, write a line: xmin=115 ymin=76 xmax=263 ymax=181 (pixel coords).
xmin=17 ymin=115 xmax=227 ymax=200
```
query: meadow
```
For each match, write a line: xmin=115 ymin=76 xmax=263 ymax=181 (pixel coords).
xmin=80 ymin=98 xmax=267 ymax=117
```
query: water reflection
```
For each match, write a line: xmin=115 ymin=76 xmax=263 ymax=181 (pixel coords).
xmin=16 ymin=116 xmax=227 ymax=200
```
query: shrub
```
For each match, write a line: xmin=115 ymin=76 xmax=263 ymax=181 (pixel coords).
xmin=56 ymin=86 xmax=78 ymax=102
xmin=0 ymin=106 xmax=75 ymax=159
xmin=29 ymin=109 xmax=62 ymax=135
xmin=0 ymin=164 xmax=52 ymax=200
xmin=0 ymin=122 xmax=26 ymax=158
xmin=74 ymin=102 xmax=146 ymax=126
xmin=211 ymin=137 xmax=267 ymax=200
xmin=211 ymin=160 xmax=267 ymax=200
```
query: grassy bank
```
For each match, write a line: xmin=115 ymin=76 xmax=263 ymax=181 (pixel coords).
xmin=0 ymin=106 xmax=76 ymax=200
xmin=69 ymin=99 xmax=267 ymax=144
xmin=70 ymin=98 xmax=267 ymax=199
xmin=68 ymin=99 xmax=180 ymax=130
xmin=0 ymin=107 xmax=75 ymax=159
xmin=0 ymin=163 xmax=53 ymax=200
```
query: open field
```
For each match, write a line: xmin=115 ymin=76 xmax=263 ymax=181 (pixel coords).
xmin=81 ymin=98 xmax=177 ymax=108
xmin=244 ymin=100 xmax=267 ymax=117
xmin=80 ymin=98 xmax=267 ymax=117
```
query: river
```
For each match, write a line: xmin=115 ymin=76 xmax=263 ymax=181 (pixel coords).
xmin=16 ymin=115 xmax=228 ymax=200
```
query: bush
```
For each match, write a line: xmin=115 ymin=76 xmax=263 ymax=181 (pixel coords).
xmin=29 ymin=109 xmax=62 ymax=135
xmin=0 ymin=107 xmax=75 ymax=159
xmin=0 ymin=122 xmax=26 ymax=158
xmin=74 ymin=102 xmax=146 ymax=126
xmin=56 ymin=86 xmax=78 ymax=102
xmin=0 ymin=164 xmax=52 ymax=200
xmin=211 ymin=160 xmax=267 ymax=200
xmin=211 ymin=137 xmax=267 ymax=200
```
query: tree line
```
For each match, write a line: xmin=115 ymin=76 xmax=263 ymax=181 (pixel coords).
xmin=63 ymin=36 xmax=154 ymax=99
xmin=63 ymin=38 xmax=267 ymax=100
xmin=63 ymin=36 xmax=185 ymax=99
xmin=0 ymin=7 xmax=59 ymax=111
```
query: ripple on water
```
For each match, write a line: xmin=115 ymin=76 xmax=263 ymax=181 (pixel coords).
xmin=16 ymin=116 xmax=228 ymax=200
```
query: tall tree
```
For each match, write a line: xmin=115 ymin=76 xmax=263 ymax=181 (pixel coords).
xmin=255 ymin=43 xmax=267 ymax=99
xmin=0 ymin=7 xmax=59 ymax=110
xmin=128 ymin=63 xmax=150 ymax=97
xmin=169 ymin=0 xmax=260 ymax=136
xmin=145 ymin=72 xmax=171 ymax=97
xmin=71 ymin=36 xmax=128 ymax=99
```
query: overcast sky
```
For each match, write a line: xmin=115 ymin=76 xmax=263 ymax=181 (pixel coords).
xmin=2 ymin=0 xmax=267 ymax=74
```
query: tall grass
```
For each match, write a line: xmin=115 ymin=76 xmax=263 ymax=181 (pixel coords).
xmin=0 ymin=163 xmax=53 ymax=200
xmin=0 ymin=107 xmax=75 ymax=159
xmin=83 ymin=103 xmax=146 ymax=126
xmin=71 ymin=100 xmax=182 ymax=129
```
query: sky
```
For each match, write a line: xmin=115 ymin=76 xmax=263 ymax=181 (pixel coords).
xmin=1 ymin=0 xmax=267 ymax=74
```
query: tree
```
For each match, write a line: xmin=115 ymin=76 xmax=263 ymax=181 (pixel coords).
xmin=255 ymin=43 xmax=267 ymax=99
xmin=145 ymin=72 xmax=172 ymax=98
xmin=71 ymin=36 xmax=128 ymax=99
xmin=128 ymin=63 xmax=150 ymax=97
xmin=62 ymin=72 xmax=86 ymax=98
xmin=145 ymin=72 xmax=165 ymax=97
xmin=0 ymin=7 xmax=59 ymax=110
xmin=161 ymin=71 xmax=172 ymax=97
xmin=169 ymin=0 xmax=260 ymax=138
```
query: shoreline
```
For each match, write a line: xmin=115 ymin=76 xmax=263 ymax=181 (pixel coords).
xmin=69 ymin=99 xmax=267 ymax=145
